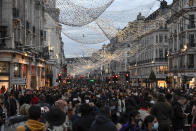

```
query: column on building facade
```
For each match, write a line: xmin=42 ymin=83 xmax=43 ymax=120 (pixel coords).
xmin=177 ymin=26 xmax=179 ymax=51
xmin=185 ymin=55 xmax=188 ymax=69
xmin=9 ymin=62 xmax=14 ymax=90
xmin=153 ymin=47 xmax=156 ymax=62
xmin=35 ymin=65 xmax=37 ymax=89
xmin=27 ymin=62 xmax=31 ymax=89
xmin=37 ymin=67 xmax=40 ymax=89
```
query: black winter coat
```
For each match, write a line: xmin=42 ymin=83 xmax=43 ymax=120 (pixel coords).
xmin=6 ymin=98 xmax=17 ymax=117
xmin=151 ymin=101 xmax=173 ymax=126
xmin=72 ymin=115 xmax=95 ymax=131
xmin=90 ymin=115 xmax=117 ymax=131
xmin=172 ymin=102 xmax=185 ymax=130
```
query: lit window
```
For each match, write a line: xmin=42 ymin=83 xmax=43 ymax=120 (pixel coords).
xmin=160 ymin=66 xmax=164 ymax=73
xmin=0 ymin=62 xmax=9 ymax=73
xmin=189 ymin=0 xmax=194 ymax=6
xmin=164 ymin=66 xmax=168 ymax=73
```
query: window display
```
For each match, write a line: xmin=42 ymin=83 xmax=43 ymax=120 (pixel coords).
xmin=0 ymin=62 xmax=9 ymax=73
xmin=14 ymin=63 xmax=21 ymax=77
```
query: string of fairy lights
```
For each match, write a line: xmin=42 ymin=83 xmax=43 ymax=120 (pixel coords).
xmin=44 ymin=0 xmax=173 ymax=76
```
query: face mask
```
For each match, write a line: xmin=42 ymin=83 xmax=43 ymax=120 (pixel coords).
xmin=153 ymin=122 xmax=159 ymax=130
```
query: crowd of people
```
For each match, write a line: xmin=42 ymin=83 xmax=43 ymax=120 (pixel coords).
xmin=0 ymin=81 xmax=196 ymax=131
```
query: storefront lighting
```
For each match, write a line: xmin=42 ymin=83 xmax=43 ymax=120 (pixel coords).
xmin=182 ymin=45 xmax=188 ymax=52
xmin=184 ymin=45 xmax=187 ymax=51
xmin=25 ymin=53 xmax=28 ymax=56
xmin=14 ymin=66 xmax=18 ymax=71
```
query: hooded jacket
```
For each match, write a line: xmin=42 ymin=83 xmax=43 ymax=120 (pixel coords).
xmin=172 ymin=101 xmax=185 ymax=129
xmin=90 ymin=114 xmax=117 ymax=131
xmin=17 ymin=119 xmax=46 ymax=131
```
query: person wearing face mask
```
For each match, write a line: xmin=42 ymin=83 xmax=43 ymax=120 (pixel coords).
xmin=151 ymin=94 xmax=173 ymax=131
xmin=142 ymin=115 xmax=158 ymax=131
xmin=119 ymin=110 xmax=140 ymax=131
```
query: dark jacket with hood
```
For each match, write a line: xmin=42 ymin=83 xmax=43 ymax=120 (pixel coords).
xmin=172 ymin=101 xmax=185 ymax=129
xmin=90 ymin=114 xmax=117 ymax=131
xmin=151 ymin=100 xmax=173 ymax=126
xmin=72 ymin=114 xmax=95 ymax=131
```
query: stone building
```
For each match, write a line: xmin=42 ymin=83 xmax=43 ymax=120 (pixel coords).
xmin=168 ymin=0 xmax=196 ymax=88
xmin=128 ymin=1 xmax=170 ymax=87
xmin=0 ymin=0 xmax=65 ymax=90
xmin=44 ymin=11 xmax=65 ymax=87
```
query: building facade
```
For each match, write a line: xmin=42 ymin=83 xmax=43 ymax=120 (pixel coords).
xmin=128 ymin=1 xmax=170 ymax=87
xmin=168 ymin=0 xmax=196 ymax=88
xmin=44 ymin=10 xmax=65 ymax=87
xmin=0 ymin=0 xmax=65 ymax=90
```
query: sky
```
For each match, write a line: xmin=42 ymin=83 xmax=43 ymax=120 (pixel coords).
xmin=63 ymin=0 xmax=173 ymax=58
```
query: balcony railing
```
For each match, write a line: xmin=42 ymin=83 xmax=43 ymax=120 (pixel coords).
xmin=188 ymin=64 xmax=194 ymax=69
xmin=188 ymin=24 xmax=195 ymax=29
xmin=155 ymin=58 xmax=168 ymax=62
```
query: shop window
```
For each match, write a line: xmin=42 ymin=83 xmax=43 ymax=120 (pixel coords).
xmin=14 ymin=63 xmax=21 ymax=77
xmin=164 ymin=66 xmax=168 ymax=74
xmin=156 ymin=66 xmax=159 ymax=74
xmin=189 ymin=0 xmax=194 ymax=6
xmin=0 ymin=62 xmax=9 ymax=73
xmin=41 ymin=67 xmax=45 ymax=78
xmin=22 ymin=64 xmax=27 ymax=78
xmin=0 ymin=76 xmax=9 ymax=81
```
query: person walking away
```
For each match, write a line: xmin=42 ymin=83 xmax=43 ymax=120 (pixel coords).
xmin=151 ymin=94 xmax=173 ymax=131
xmin=72 ymin=103 xmax=95 ymax=131
xmin=90 ymin=106 xmax=117 ymax=131
xmin=5 ymin=93 xmax=17 ymax=117
xmin=120 ymin=110 xmax=140 ymax=131
xmin=16 ymin=105 xmax=46 ymax=131
xmin=45 ymin=106 xmax=67 ymax=131
xmin=172 ymin=95 xmax=187 ymax=131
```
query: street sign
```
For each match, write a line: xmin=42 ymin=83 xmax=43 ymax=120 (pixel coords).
xmin=11 ymin=77 xmax=27 ymax=85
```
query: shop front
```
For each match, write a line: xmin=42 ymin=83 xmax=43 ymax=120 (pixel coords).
xmin=45 ymin=65 xmax=53 ymax=87
xmin=0 ymin=62 xmax=10 ymax=92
